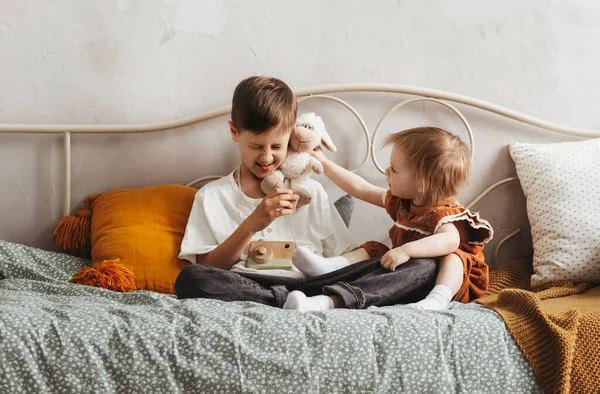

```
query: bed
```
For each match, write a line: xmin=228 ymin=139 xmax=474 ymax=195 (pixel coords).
xmin=1 ymin=84 xmax=599 ymax=393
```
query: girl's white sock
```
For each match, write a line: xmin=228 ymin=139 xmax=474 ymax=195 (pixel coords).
xmin=283 ymin=290 xmax=335 ymax=312
xmin=292 ymin=246 xmax=350 ymax=277
xmin=409 ymin=285 xmax=453 ymax=311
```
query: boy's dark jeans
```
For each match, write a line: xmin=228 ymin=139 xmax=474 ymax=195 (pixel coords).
xmin=175 ymin=258 xmax=437 ymax=309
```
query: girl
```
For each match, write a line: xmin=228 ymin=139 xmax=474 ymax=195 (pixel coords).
xmin=290 ymin=126 xmax=493 ymax=311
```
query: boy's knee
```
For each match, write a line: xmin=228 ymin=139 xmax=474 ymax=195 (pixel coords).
xmin=406 ymin=258 xmax=438 ymax=280
xmin=175 ymin=264 xmax=216 ymax=299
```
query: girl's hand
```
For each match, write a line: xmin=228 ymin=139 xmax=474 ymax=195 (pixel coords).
xmin=244 ymin=189 xmax=299 ymax=232
xmin=381 ymin=246 xmax=411 ymax=271
xmin=310 ymin=147 xmax=328 ymax=164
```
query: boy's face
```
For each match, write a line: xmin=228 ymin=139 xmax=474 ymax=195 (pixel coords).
xmin=229 ymin=121 xmax=291 ymax=180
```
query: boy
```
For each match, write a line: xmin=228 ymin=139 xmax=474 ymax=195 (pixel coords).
xmin=175 ymin=76 xmax=437 ymax=311
xmin=178 ymin=75 xmax=355 ymax=277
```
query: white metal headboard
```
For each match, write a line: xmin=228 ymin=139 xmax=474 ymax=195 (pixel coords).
xmin=1 ymin=84 xmax=599 ymax=262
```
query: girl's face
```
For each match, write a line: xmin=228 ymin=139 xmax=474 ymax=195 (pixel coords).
xmin=385 ymin=146 xmax=420 ymax=203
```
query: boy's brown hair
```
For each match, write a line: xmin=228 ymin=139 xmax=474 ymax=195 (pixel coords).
xmin=231 ymin=76 xmax=297 ymax=134
xmin=384 ymin=127 xmax=471 ymax=206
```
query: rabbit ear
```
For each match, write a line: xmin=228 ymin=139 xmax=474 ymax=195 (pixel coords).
xmin=320 ymin=130 xmax=337 ymax=152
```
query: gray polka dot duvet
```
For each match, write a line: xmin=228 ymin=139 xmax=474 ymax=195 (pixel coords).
xmin=0 ymin=240 xmax=541 ymax=393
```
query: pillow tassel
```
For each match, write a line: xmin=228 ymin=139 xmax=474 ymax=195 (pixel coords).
xmin=70 ymin=259 xmax=137 ymax=292
xmin=52 ymin=195 xmax=98 ymax=257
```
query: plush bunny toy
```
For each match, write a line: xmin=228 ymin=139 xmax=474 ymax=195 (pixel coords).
xmin=260 ymin=112 xmax=337 ymax=207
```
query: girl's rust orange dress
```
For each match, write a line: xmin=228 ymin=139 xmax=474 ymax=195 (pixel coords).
xmin=361 ymin=190 xmax=494 ymax=303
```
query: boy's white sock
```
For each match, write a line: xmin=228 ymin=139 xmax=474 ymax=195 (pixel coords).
xmin=409 ymin=285 xmax=453 ymax=311
xmin=292 ymin=246 xmax=350 ymax=277
xmin=283 ymin=290 xmax=335 ymax=312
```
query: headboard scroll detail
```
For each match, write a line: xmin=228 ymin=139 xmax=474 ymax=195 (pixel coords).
xmin=370 ymin=97 xmax=475 ymax=174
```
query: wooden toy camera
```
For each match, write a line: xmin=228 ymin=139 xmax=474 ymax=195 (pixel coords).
xmin=246 ymin=240 xmax=296 ymax=271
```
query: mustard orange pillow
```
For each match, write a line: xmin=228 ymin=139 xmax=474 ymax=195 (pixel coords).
xmin=53 ymin=184 xmax=195 ymax=293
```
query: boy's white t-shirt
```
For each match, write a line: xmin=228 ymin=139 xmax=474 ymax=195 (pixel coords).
xmin=179 ymin=171 xmax=357 ymax=278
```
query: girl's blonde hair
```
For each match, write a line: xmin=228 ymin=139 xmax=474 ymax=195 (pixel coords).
xmin=384 ymin=127 xmax=471 ymax=206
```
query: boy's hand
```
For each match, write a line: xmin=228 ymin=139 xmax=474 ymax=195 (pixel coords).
xmin=311 ymin=147 xmax=328 ymax=164
xmin=381 ymin=245 xmax=411 ymax=271
xmin=244 ymin=189 xmax=299 ymax=232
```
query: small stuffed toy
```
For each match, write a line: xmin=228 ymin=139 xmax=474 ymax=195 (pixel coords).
xmin=260 ymin=112 xmax=337 ymax=207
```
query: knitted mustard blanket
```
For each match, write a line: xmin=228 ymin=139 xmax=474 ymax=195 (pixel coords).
xmin=478 ymin=259 xmax=600 ymax=394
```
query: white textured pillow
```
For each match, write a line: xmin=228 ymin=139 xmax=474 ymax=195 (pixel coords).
xmin=510 ymin=138 xmax=600 ymax=288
